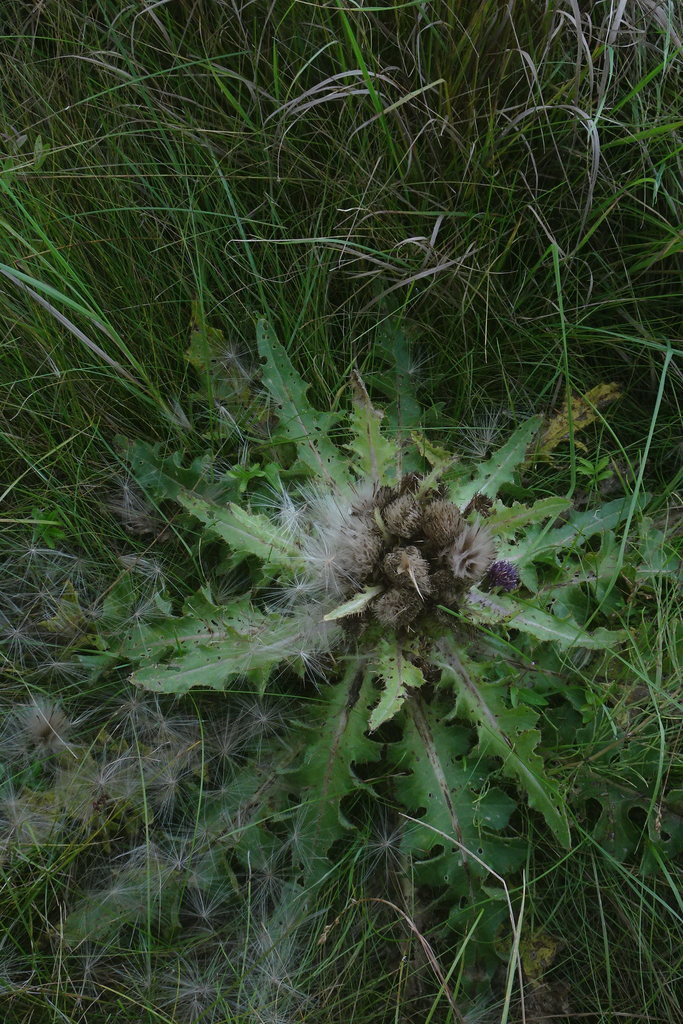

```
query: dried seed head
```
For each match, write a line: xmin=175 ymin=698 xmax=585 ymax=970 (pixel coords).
xmin=443 ymin=522 xmax=496 ymax=582
xmin=463 ymin=493 xmax=494 ymax=518
xmin=382 ymin=494 xmax=422 ymax=538
xmin=382 ymin=547 xmax=432 ymax=598
xmin=372 ymin=587 xmax=423 ymax=628
xmin=299 ymin=490 xmax=385 ymax=598
xmin=3 ymin=698 xmax=73 ymax=763
xmin=353 ymin=522 xmax=385 ymax=582
xmin=398 ymin=473 xmax=422 ymax=494
xmin=422 ymin=500 xmax=463 ymax=547
xmin=430 ymin=568 xmax=462 ymax=607
xmin=371 ymin=484 xmax=399 ymax=510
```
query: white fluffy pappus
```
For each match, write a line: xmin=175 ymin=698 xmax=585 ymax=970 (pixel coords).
xmin=277 ymin=480 xmax=381 ymax=603
xmin=443 ymin=521 xmax=496 ymax=582
xmin=1 ymin=696 xmax=75 ymax=764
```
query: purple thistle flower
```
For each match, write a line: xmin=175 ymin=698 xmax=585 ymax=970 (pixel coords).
xmin=485 ymin=560 xmax=520 ymax=592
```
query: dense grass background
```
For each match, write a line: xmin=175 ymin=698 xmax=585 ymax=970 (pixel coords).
xmin=1 ymin=2 xmax=681 ymax=1022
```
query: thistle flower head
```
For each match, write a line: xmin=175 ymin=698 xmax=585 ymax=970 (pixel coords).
xmin=485 ymin=560 xmax=521 ymax=592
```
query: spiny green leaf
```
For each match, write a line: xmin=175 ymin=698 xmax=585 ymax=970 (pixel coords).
xmin=387 ymin=697 xmax=526 ymax=895
xmin=487 ymin=496 xmax=571 ymax=535
xmin=126 ymin=439 xmax=218 ymax=501
xmin=256 ymin=319 xmax=348 ymax=488
xmin=177 ymin=491 xmax=301 ymax=569
xmin=502 ymin=494 xmax=649 ymax=566
xmin=369 ymin=640 xmax=426 ymax=731
xmin=347 ymin=368 xmax=398 ymax=483
xmin=287 ymin=664 xmax=382 ymax=877
xmin=451 ymin=417 xmax=543 ymax=504
xmin=185 ymin=302 xmax=227 ymax=372
xmin=131 ymin=632 xmax=282 ymax=694
xmin=438 ymin=645 xmax=571 ymax=847
xmin=127 ymin=598 xmax=304 ymax=694
xmin=376 ymin=321 xmax=422 ymax=437
xmin=466 ymin=591 xmax=627 ymax=650
xmin=118 ymin=592 xmax=262 ymax=659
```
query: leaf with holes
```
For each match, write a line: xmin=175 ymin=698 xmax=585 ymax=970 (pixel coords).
xmin=286 ymin=664 xmax=382 ymax=879
xmin=387 ymin=697 xmax=527 ymax=896
xmin=437 ymin=644 xmax=571 ymax=847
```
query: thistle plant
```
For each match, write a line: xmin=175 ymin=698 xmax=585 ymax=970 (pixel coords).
xmin=93 ymin=318 xmax=667 ymax=913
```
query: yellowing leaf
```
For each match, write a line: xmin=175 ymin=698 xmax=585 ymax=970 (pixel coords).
xmin=521 ymin=931 xmax=561 ymax=982
xmin=410 ymin=430 xmax=454 ymax=471
xmin=534 ymin=382 xmax=621 ymax=461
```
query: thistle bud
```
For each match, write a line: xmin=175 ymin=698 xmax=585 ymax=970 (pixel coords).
xmin=463 ymin=493 xmax=494 ymax=518
xmin=372 ymin=484 xmax=400 ymax=510
xmin=382 ymin=494 xmax=422 ymax=539
xmin=422 ymin=500 xmax=463 ymax=547
xmin=398 ymin=473 xmax=423 ymax=495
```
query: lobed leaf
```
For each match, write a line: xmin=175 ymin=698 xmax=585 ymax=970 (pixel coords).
xmin=486 ymin=496 xmax=571 ymax=535
xmin=368 ymin=639 xmax=426 ymax=731
xmin=501 ymin=494 xmax=649 ymax=566
xmin=126 ymin=439 xmax=218 ymax=501
xmin=347 ymin=368 xmax=398 ymax=483
xmin=387 ymin=697 xmax=527 ymax=895
xmin=130 ymin=631 xmax=286 ymax=694
xmin=257 ymin=319 xmax=349 ymax=488
xmin=437 ymin=644 xmax=571 ymax=847
xmin=177 ymin=490 xmax=301 ymax=569
xmin=466 ymin=591 xmax=627 ymax=650
xmin=287 ymin=664 xmax=382 ymax=878
xmin=450 ymin=417 xmax=543 ymax=505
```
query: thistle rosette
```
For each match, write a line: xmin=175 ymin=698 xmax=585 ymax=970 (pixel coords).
xmin=115 ymin=320 xmax=636 ymax=856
